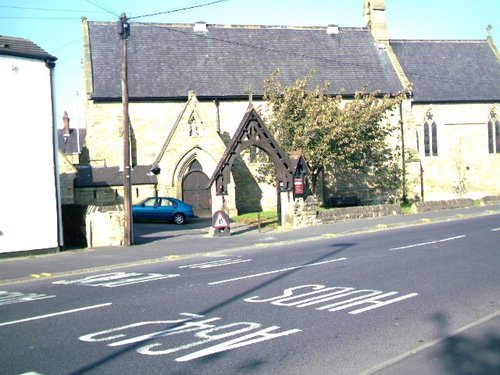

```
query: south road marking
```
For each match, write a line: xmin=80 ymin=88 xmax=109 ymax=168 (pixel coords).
xmin=208 ymin=258 xmax=348 ymax=286
xmin=389 ymin=235 xmax=466 ymax=251
xmin=179 ymin=258 xmax=252 ymax=269
xmin=53 ymin=272 xmax=179 ymax=288
xmin=0 ymin=303 xmax=112 ymax=327
xmin=0 ymin=291 xmax=55 ymax=306
xmin=492 ymin=228 xmax=500 ymax=232
xmin=79 ymin=312 xmax=301 ymax=362
xmin=245 ymin=284 xmax=418 ymax=315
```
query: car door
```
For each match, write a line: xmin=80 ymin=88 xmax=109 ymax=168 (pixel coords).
xmin=134 ymin=197 xmax=159 ymax=221
xmin=157 ymin=198 xmax=176 ymax=221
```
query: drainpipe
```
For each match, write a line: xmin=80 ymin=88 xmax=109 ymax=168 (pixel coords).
xmin=47 ymin=59 xmax=63 ymax=250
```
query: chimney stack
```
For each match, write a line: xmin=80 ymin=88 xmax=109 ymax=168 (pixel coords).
xmin=63 ymin=111 xmax=71 ymax=136
xmin=364 ymin=0 xmax=389 ymax=46
xmin=194 ymin=21 xmax=208 ymax=33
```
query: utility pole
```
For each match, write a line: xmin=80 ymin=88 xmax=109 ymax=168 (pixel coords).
xmin=118 ymin=13 xmax=133 ymax=245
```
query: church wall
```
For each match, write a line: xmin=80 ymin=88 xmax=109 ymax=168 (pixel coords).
xmin=413 ymin=103 xmax=500 ymax=200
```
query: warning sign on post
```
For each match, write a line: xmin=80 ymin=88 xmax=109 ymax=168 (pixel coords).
xmin=212 ymin=210 xmax=231 ymax=237
xmin=213 ymin=211 xmax=230 ymax=229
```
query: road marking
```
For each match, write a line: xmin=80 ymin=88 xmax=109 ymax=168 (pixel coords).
xmin=245 ymin=284 xmax=418 ymax=314
xmin=30 ymin=273 xmax=52 ymax=279
xmin=0 ymin=291 xmax=55 ymax=306
xmin=80 ymin=312 xmax=301 ymax=362
xmin=492 ymin=228 xmax=500 ymax=232
xmin=53 ymin=272 xmax=179 ymax=288
xmin=0 ymin=303 xmax=112 ymax=327
xmin=389 ymin=235 xmax=466 ymax=251
xmin=179 ymin=258 xmax=252 ymax=269
xmin=208 ymin=258 xmax=347 ymax=285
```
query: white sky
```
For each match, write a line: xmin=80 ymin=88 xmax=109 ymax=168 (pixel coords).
xmin=1 ymin=0 xmax=499 ymax=128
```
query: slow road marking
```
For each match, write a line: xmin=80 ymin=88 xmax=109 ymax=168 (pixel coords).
xmin=389 ymin=235 xmax=466 ymax=251
xmin=208 ymin=258 xmax=347 ymax=285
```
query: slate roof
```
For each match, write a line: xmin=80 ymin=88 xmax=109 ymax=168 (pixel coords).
xmin=74 ymin=165 xmax=157 ymax=187
xmin=58 ymin=129 xmax=86 ymax=154
xmin=390 ymin=40 xmax=500 ymax=103
xmin=87 ymin=22 xmax=403 ymax=99
xmin=0 ymin=35 xmax=56 ymax=61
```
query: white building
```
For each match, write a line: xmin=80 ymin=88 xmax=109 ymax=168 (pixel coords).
xmin=0 ymin=35 xmax=62 ymax=255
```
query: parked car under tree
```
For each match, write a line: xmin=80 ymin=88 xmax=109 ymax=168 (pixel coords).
xmin=132 ymin=197 xmax=195 ymax=225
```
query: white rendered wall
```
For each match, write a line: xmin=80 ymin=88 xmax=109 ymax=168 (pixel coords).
xmin=0 ymin=55 xmax=60 ymax=253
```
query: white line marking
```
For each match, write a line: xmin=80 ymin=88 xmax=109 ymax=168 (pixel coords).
xmin=389 ymin=235 xmax=466 ymax=251
xmin=208 ymin=258 xmax=348 ymax=285
xmin=492 ymin=228 xmax=500 ymax=232
xmin=179 ymin=258 xmax=252 ymax=269
xmin=0 ymin=303 xmax=112 ymax=327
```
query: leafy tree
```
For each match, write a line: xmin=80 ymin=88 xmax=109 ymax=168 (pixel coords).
xmin=260 ymin=69 xmax=405 ymax=200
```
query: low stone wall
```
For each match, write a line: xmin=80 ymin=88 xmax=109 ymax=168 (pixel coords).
xmin=410 ymin=198 xmax=475 ymax=213
xmin=319 ymin=204 xmax=402 ymax=223
xmin=480 ymin=195 xmax=500 ymax=205
xmin=85 ymin=205 xmax=124 ymax=247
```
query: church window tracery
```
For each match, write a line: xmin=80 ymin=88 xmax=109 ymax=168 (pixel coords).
xmin=423 ymin=109 xmax=438 ymax=157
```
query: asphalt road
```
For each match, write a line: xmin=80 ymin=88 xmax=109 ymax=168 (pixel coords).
xmin=1 ymin=214 xmax=499 ymax=374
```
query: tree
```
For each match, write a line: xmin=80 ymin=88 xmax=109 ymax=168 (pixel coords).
xmin=261 ymin=69 xmax=405 ymax=200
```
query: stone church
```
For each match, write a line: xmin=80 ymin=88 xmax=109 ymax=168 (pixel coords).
xmin=69 ymin=0 xmax=499 ymax=217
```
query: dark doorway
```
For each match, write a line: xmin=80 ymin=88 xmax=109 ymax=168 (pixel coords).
xmin=182 ymin=161 xmax=211 ymax=218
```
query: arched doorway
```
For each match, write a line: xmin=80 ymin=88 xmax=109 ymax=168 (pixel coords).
xmin=182 ymin=160 xmax=211 ymax=217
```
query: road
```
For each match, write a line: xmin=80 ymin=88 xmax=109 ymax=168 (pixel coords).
xmin=1 ymin=214 xmax=499 ymax=374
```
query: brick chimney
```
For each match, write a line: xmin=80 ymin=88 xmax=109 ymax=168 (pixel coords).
xmin=364 ymin=0 xmax=389 ymax=47
xmin=63 ymin=111 xmax=71 ymax=136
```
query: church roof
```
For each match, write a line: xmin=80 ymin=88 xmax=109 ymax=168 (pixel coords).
xmin=58 ymin=128 xmax=86 ymax=154
xmin=390 ymin=39 xmax=500 ymax=103
xmin=86 ymin=22 xmax=403 ymax=100
xmin=0 ymin=35 xmax=56 ymax=61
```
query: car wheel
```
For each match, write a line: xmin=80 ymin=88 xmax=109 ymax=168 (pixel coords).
xmin=173 ymin=213 xmax=185 ymax=225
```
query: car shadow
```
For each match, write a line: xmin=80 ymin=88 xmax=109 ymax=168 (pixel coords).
xmin=133 ymin=217 xmax=212 ymax=244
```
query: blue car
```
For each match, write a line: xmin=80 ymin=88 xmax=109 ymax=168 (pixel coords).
xmin=132 ymin=197 xmax=195 ymax=225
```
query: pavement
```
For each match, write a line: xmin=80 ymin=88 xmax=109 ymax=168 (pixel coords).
xmin=1 ymin=204 xmax=499 ymax=286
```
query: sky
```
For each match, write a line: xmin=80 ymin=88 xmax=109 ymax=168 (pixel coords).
xmin=1 ymin=0 xmax=499 ymax=129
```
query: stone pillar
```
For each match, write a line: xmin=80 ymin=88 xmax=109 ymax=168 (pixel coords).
xmin=280 ymin=190 xmax=294 ymax=231
xmin=85 ymin=205 xmax=125 ymax=247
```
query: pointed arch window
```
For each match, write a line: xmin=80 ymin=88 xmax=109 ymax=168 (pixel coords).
xmin=488 ymin=108 xmax=500 ymax=154
xmin=423 ymin=110 xmax=438 ymax=157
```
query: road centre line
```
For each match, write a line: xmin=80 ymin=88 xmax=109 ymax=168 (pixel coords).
xmin=208 ymin=258 xmax=348 ymax=286
xmin=0 ymin=302 xmax=112 ymax=327
xmin=389 ymin=235 xmax=466 ymax=251
xmin=492 ymin=228 xmax=500 ymax=232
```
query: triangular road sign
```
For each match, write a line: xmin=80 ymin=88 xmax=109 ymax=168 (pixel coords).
xmin=213 ymin=211 xmax=230 ymax=228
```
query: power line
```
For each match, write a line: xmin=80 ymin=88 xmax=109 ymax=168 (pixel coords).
xmin=128 ymin=0 xmax=229 ymax=21
xmin=0 ymin=16 xmax=81 ymax=20
xmin=0 ymin=5 xmax=108 ymax=13
xmin=85 ymin=0 xmax=119 ymax=18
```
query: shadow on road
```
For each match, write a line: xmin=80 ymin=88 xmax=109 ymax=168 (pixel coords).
xmin=430 ymin=312 xmax=500 ymax=374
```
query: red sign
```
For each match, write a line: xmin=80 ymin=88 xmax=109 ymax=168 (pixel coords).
xmin=294 ymin=177 xmax=304 ymax=195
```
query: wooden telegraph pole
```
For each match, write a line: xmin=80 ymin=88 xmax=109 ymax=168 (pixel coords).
xmin=119 ymin=13 xmax=133 ymax=246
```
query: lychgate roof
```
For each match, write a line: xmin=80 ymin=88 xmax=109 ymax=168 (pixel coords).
xmin=86 ymin=22 xmax=403 ymax=100
xmin=391 ymin=40 xmax=500 ymax=103
xmin=0 ymin=35 xmax=56 ymax=62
